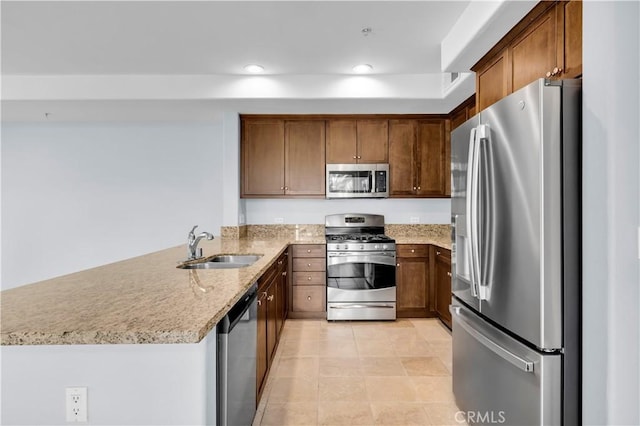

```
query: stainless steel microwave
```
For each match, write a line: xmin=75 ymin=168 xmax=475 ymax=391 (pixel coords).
xmin=326 ymin=163 xmax=389 ymax=199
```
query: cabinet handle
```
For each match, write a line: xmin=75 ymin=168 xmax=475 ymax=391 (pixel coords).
xmin=280 ymin=186 xmax=284 ymax=190
xmin=357 ymin=156 xmax=361 ymax=159
xmin=436 ymin=250 xmax=441 ymax=255
xmin=546 ymin=71 xmax=552 ymax=78
xmin=447 ymin=272 xmax=452 ymax=277
xmin=278 ymin=260 xmax=283 ymax=265
xmin=353 ymin=156 xmax=357 ymax=159
xmin=413 ymin=186 xmax=417 ymax=190
xmin=417 ymin=186 xmax=421 ymax=190
xmin=307 ymin=249 xmax=311 ymax=253
xmin=267 ymin=295 xmax=274 ymax=301
xmin=397 ymin=263 xmax=400 ymax=267
xmin=307 ymin=263 xmax=312 ymax=267
xmin=307 ymin=276 xmax=312 ymax=280
xmin=307 ymin=296 xmax=312 ymax=301
xmin=284 ymin=186 xmax=288 ymax=190
xmin=282 ymin=271 xmax=287 ymax=276
xmin=411 ymin=249 xmax=415 ymax=253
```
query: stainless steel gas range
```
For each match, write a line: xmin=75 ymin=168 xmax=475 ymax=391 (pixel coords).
xmin=325 ymin=213 xmax=397 ymax=321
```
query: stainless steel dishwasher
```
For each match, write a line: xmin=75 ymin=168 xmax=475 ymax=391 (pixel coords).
xmin=217 ymin=282 xmax=258 ymax=426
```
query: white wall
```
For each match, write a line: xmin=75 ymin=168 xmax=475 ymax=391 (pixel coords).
xmin=1 ymin=331 xmax=216 ymax=425
xmin=582 ymin=2 xmax=640 ymax=425
xmin=1 ymin=122 xmax=223 ymax=290
xmin=245 ymin=198 xmax=451 ymax=225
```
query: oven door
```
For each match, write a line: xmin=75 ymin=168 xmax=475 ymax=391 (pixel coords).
xmin=326 ymin=251 xmax=396 ymax=303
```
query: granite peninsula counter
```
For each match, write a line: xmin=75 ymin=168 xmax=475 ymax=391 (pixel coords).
xmin=1 ymin=225 xmax=451 ymax=346
xmin=0 ymin=237 xmax=323 ymax=346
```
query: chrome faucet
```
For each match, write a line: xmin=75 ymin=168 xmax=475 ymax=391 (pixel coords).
xmin=187 ymin=225 xmax=214 ymax=260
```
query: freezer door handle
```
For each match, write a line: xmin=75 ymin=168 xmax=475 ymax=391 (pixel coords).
xmin=451 ymin=306 xmax=535 ymax=373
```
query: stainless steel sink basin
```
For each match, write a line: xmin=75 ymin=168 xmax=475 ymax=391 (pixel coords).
xmin=208 ymin=255 xmax=262 ymax=264
xmin=177 ymin=254 xmax=263 ymax=270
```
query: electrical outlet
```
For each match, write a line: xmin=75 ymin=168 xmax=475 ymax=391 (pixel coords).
xmin=410 ymin=217 xmax=420 ymax=224
xmin=274 ymin=217 xmax=284 ymax=224
xmin=66 ymin=387 xmax=87 ymax=422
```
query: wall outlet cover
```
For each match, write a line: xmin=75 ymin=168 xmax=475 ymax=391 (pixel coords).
xmin=65 ymin=387 xmax=87 ymax=422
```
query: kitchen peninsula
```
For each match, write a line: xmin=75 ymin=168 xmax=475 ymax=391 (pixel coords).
xmin=1 ymin=226 xmax=450 ymax=425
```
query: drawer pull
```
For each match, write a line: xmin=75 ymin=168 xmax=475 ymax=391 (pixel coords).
xmin=447 ymin=272 xmax=452 ymax=277
xmin=411 ymin=249 xmax=415 ymax=253
xmin=307 ymin=263 xmax=312 ymax=267
xmin=307 ymin=276 xmax=312 ymax=281
xmin=307 ymin=249 xmax=311 ymax=253
xmin=307 ymin=296 xmax=312 ymax=301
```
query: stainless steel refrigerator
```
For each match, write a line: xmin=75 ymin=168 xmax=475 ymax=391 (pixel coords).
xmin=450 ymin=78 xmax=581 ymax=425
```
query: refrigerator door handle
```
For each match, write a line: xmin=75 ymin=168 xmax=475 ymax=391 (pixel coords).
xmin=466 ymin=127 xmax=480 ymax=299
xmin=451 ymin=306 xmax=535 ymax=373
xmin=476 ymin=124 xmax=494 ymax=301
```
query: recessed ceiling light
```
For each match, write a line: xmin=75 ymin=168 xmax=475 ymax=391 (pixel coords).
xmin=352 ymin=64 xmax=373 ymax=74
xmin=244 ymin=64 xmax=265 ymax=73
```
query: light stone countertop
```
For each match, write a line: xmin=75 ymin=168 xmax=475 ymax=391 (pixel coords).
xmin=1 ymin=233 xmax=449 ymax=346
xmin=0 ymin=237 xmax=323 ymax=346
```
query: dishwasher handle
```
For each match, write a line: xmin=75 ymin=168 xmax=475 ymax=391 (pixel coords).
xmin=217 ymin=282 xmax=258 ymax=334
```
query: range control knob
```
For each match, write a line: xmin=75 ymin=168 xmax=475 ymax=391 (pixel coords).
xmin=360 ymin=245 xmax=364 ymax=250
xmin=374 ymin=244 xmax=380 ymax=250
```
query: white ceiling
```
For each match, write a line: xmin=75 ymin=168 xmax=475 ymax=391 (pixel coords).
xmin=2 ymin=1 xmax=469 ymax=75
xmin=0 ymin=1 xmax=537 ymax=121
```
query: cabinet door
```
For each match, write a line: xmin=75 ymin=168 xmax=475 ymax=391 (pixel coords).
xmin=242 ymin=119 xmax=285 ymax=196
xmin=510 ymin=6 xmax=559 ymax=92
xmin=275 ymin=254 xmax=288 ymax=337
xmin=326 ymin=120 xmax=357 ymax=163
xmin=357 ymin=119 xmax=389 ymax=163
xmin=416 ymin=119 xmax=447 ymax=196
xmin=265 ymin=280 xmax=278 ymax=364
xmin=389 ymin=120 xmax=417 ymax=197
xmin=476 ymin=49 xmax=510 ymax=111
xmin=284 ymin=120 xmax=326 ymax=196
xmin=434 ymin=249 xmax=452 ymax=329
xmin=256 ymin=290 xmax=268 ymax=401
xmin=396 ymin=245 xmax=430 ymax=317
xmin=559 ymin=0 xmax=582 ymax=78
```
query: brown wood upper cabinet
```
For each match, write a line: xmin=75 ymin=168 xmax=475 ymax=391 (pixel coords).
xmin=241 ymin=118 xmax=326 ymax=198
xmin=326 ymin=119 xmax=389 ymax=164
xmin=473 ymin=0 xmax=582 ymax=111
xmin=450 ymin=95 xmax=476 ymax=131
xmin=389 ymin=119 xmax=449 ymax=198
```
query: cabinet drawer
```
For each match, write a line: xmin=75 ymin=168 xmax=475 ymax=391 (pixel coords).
xmin=292 ymin=286 xmax=326 ymax=312
xmin=292 ymin=244 xmax=326 ymax=258
xmin=293 ymin=258 xmax=326 ymax=272
xmin=293 ymin=271 xmax=326 ymax=286
xmin=397 ymin=244 xmax=429 ymax=258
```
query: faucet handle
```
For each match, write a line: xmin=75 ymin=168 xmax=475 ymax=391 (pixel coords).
xmin=189 ymin=225 xmax=198 ymax=236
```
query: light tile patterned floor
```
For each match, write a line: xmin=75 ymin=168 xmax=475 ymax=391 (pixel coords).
xmin=253 ymin=318 xmax=465 ymax=426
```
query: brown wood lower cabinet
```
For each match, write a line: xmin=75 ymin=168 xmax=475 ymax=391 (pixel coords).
xmin=433 ymin=247 xmax=452 ymax=329
xmin=257 ymin=250 xmax=289 ymax=403
xmin=396 ymin=244 xmax=433 ymax=318
xmin=289 ymin=244 xmax=326 ymax=319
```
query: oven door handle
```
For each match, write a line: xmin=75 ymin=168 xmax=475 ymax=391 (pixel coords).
xmin=327 ymin=253 xmax=396 ymax=267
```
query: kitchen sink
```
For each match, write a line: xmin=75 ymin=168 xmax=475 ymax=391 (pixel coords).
xmin=177 ymin=254 xmax=263 ymax=270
